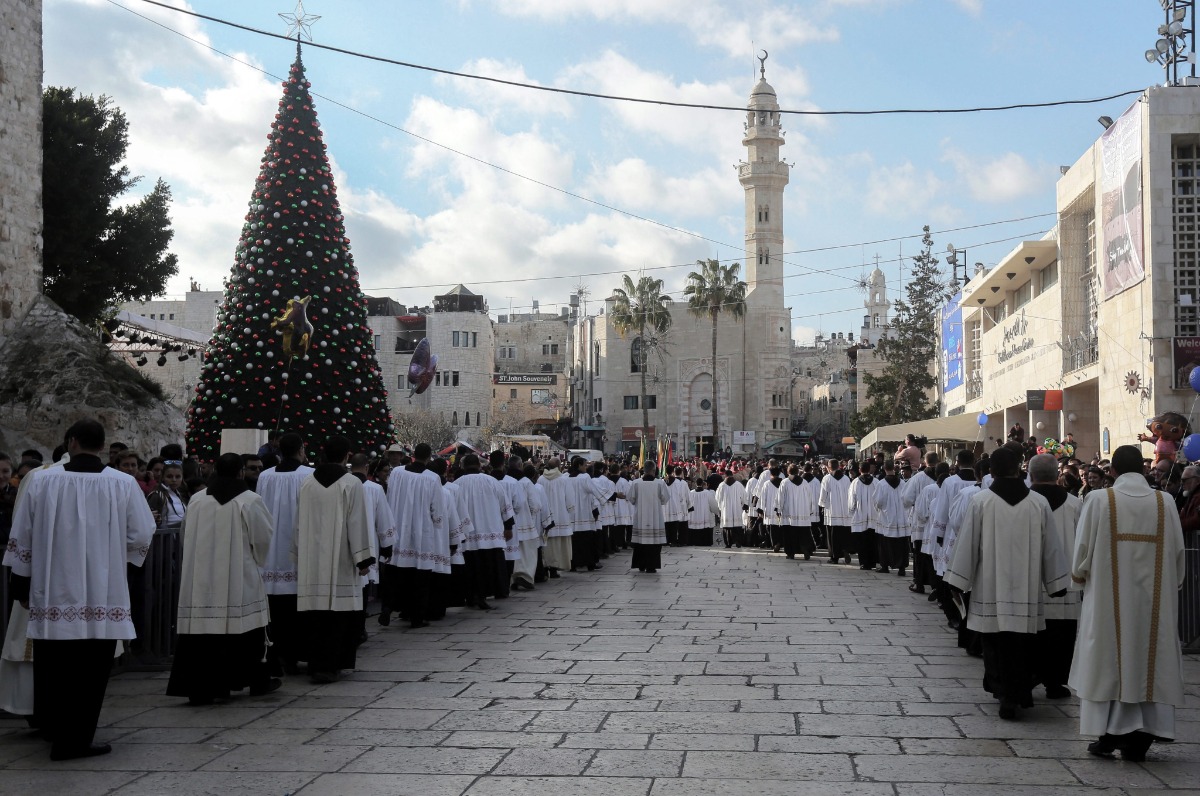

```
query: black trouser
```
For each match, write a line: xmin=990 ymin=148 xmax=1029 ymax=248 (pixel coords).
xmin=1036 ymin=619 xmax=1077 ymax=689
xmin=300 ymin=610 xmax=359 ymax=675
xmin=464 ymin=548 xmax=507 ymax=601
xmin=266 ymin=594 xmax=300 ymax=671
xmin=912 ymin=543 xmax=934 ymax=586
xmin=571 ymin=530 xmax=599 ymax=569
xmin=722 ymin=526 xmax=742 ymax=548
xmin=828 ymin=525 xmax=851 ymax=562
xmin=878 ymin=536 xmax=909 ymax=572
xmin=981 ymin=631 xmax=1036 ymax=705
xmin=400 ymin=567 xmax=432 ymax=626
xmin=857 ymin=529 xmax=878 ymax=569
xmin=665 ymin=520 xmax=686 ymax=546
xmin=597 ymin=526 xmax=612 ymax=559
xmin=812 ymin=511 xmax=827 ymax=549
xmin=34 ymin=638 xmax=116 ymax=755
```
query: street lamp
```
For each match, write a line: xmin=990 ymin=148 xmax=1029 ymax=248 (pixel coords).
xmin=1146 ymin=1 xmax=1196 ymax=86
xmin=945 ymin=244 xmax=979 ymax=287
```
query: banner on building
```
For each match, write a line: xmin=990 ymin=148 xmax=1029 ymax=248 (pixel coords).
xmin=493 ymin=373 xmax=557 ymax=385
xmin=1172 ymin=336 xmax=1200 ymax=388
xmin=1099 ymin=101 xmax=1145 ymax=300
xmin=733 ymin=430 xmax=756 ymax=445
xmin=1026 ymin=389 xmax=1063 ymax=412
xmin=941 ymin=292 xmax=964 ymax=392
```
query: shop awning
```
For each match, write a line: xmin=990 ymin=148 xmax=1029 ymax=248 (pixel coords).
xmin=577 ymin=425 xmax=604 ymax=432
xmin=860 ymin=414 xmax=983 ymax=452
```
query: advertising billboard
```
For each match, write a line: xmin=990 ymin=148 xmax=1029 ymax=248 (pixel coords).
xmin=1100 ymin=102 xmax=1145 ymax=300
xmin=941 ymin=291 xmax=964 ymax=392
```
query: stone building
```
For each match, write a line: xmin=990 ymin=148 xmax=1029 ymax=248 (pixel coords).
xmin=864 ymin=85 xmax=1200 ymax=462
xmin=492 ymin=305 xmax=571 ymax=437
xmin=0 ymin=0 xmax=44 ymax=339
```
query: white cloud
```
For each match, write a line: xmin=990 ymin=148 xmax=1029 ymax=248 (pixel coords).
xmin=865 ymin=161 xmax=945 ymax=217
xmin=587 ymin=159 xmax=736 ymax=219
xmin=481 ymin=0 xmax=838 ymax=55
xmin=438 ymin=58 xmax=573 ymax=118
xmin=943 ymin=148 xmax=1045 ymax=203
xmin=949 ymin=0 xmax=984 ymax=16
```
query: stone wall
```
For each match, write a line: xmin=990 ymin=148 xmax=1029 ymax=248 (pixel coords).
xmin=0 ymin=0 xmax=44 ymax=338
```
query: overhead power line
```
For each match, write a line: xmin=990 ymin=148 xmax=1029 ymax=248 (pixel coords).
xmin=133 ymin=0 xmax=1144 ymax=117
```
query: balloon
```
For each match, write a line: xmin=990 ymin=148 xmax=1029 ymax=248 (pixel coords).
xmin=1190 ymin=366 xmax=1200 ymax=394
xmin=976 ymin=412 xmax=988 ymax=427
xmin=270 ymin=296 xmax=313 ymax=362
xmin=1035 ymin=421 xmax=1045 ymax=431
xmin=1183 ymin=434 xmax=1200 ymax=462
xmin=407 ymin=337 xmax=438 ymax=396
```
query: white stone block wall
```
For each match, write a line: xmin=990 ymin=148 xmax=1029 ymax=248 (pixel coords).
xmin=0 ymin=0 xmax=44 ymax=338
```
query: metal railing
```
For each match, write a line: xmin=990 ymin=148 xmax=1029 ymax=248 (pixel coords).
xmin=1181 ymin=546 xmax=1200 ymax=653
xmin=123 ymin=528 xmax=184 ymax=669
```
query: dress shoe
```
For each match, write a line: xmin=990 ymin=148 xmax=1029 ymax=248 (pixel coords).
xmin=309 ymin=670 xmax=339 ymax=685
xmin=186 ymin=696 xmax=216 ymax=706
xmin=476 ymin=599 xmax=493 ymax=611
xmin=548 ymin=570 xmax=560 ymax=578
xmin=51 ymin=742 xmax=111 ymax=761
xmin=896 ymin=569 xmax=906 ymax=577
xmin=377 ymin=612 xmax=391 ymax=627
xmin=875 ymin=566 xmax=890 ymax=574
xmin=998 ymin=699 xmax=1018 ymax=720
xmin=249 ymin=678 xmax=283 ymax=697
xmin=1045 ymin=685 xmax=1071 ymax=700
xmin=1087 ymin=737 xmax=1117 ymax=758
xmin=409 ymin=620 xmax=430 ymax=629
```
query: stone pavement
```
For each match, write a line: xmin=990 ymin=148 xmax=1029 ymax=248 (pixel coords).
xmin=2 ymin=546 xmax=1199 ymax=795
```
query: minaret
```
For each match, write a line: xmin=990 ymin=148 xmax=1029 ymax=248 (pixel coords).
xmin=739 ymin=53 xmax=790 ymax=309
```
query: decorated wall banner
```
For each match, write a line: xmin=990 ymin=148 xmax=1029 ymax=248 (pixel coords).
xmin=1100 ymin=101 xmax=1145 ymax=300
xmin=1173 ymin=337 xmax=1200 ymax=389
xmin=733 ymin=430 xmax=756 ymax=445
xmin=941 ymin=292 xmax=963 ymax=392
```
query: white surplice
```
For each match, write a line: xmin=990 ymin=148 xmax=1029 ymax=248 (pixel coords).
xmin=780 ymin=477 xmax=816 ymax=526
xmin=360 ymin=479 xmax=395 ymax=585
xmin=715 ymin=479 xmax=747 ymax=528
xmin=294 ymin=472 xmax=373 ymax=612
xmin=848 ymin=475 xmax=876 ymax=534
xmin=176 ymin=488 xmax=274 ymax=635
xmin=935 ymin=484 xmax=981 ymax=576
xmin=454 ymin=473 xmax=514 ymax=551
xmin=4 ymin=464 xmax=155 ymax=640
xmin=1070 ymin=476 xmax=1187 ymax=738
xmin=540 ymin=470 xmax=576 ymax=538
xmin=819 ymin=472 xmax=852 ymax=526
xmin=872 ymin=477 xmax=909 ymax=539
xmin=758 ymin=478 xmax=783 ymax=528
xmin=256 ymin=463 xmax=314 ymax=595
xmin=391 ymin=467 xmax=449 ymax=574
xmin=688 ymin=488 xmax=719 ymax=530
xmin=1034 ymin=487 xmax=1082 ymax=621
xmin=943 ymin=487 xmax=1071 ymax=634
xmin=615 ymin=476 xmax=633 ymax=526
xmin=903 ymin=469 xmax=935 ymax=540
xmin=627 ymin=477 xmax=670 ymax=545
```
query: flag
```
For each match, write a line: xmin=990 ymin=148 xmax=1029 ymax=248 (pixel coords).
xmin=656 ymin=437 xmax=665 ymax=471
xmin=638 ymin=435 xmax=645 ymax=469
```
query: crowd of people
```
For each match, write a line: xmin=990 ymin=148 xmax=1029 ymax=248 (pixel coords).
xmin=0 ymin=420 xmax=1189 ymax=765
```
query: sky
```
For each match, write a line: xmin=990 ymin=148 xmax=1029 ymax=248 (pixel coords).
xmin=42 ymin=0 xmax=1179 ymax=344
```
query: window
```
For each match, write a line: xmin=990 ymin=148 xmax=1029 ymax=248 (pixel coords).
xmin=630 ymin=338 xmax=643 ymax=373
xmin=592 ymin=397 xmax=602 ymax=413
xmin=873 ymin=314 xmax=880 ymax=328
xmin=452 ymin=411 xmax=458 ymax=425
xmin=772 ymin=418 xmax=777 ymax=430
xmin=452 ymin=371 xmax=460 ymax=387
xmin=465 ymin=412 xmax=470 ymax=426
xmin=169 ymin=313 xmax=175 ymax=321
xmin=1014 ymin=281 xmax=1032 ymax=309
xmin=476 ymin=412 xmax=480 ymax=426
xmin=398 ymin=375 xmax=404 ymax=389
xmin=510 ymin=388 xmax=517 ymax=400
xmin=624 ymin=395 xmax=638 ymax=410
xmin=645 ymin=395 xmax=657 ymax=410
xmin=1039 ymin=261 xmax=1059 ymax=293
xmin=435 ymin=372 xmax=442 ymax=387
xmin=374 ymin=334 xmax=381 ymax=350
xmin=452 ymin=331 xmax=460 ymax=347
xmin=472 ymin=332 xmax=478 ymax=348
xmin=542 ymin=343 xmax=559 ymax=356
xmin=499 ymin=346 xmax=516 ymax=359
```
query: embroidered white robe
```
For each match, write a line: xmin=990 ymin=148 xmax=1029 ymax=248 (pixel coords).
xmin=176 ymin=489 xmax=274 ymax=635
xmin=455 ymin=473 xmax=514 ymax=551
xmin=256 ymin=464 xmax=313 ymax=595
xmin=391 ymin=469 xmax=449 ymax=574
xmin=627 ymin=478 xmax=670 ymax=545
xmin=715 ymin=480 xmax=747 ymax=528
xmin=294 ymin=473 xmax=373 ymax=612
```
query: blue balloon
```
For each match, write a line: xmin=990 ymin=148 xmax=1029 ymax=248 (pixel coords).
xmin=1183 ymin=434 xmax=1200 ymax=462
xmin=1190 ymin=366 xmax=1200 ymax=394
xmin=976 ymin=412 xmax=988 ymax=427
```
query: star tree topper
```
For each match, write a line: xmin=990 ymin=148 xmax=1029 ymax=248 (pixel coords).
xmin=279 ymin=0 xmax=320 ymax=41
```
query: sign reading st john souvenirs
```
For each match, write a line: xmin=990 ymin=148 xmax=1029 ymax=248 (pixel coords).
xmin=493 ymin=374 xmax=558 ymax=385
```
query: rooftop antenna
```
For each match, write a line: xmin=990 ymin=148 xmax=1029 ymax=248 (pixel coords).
xmin=575 ymin=279 xmax=591 ymax=317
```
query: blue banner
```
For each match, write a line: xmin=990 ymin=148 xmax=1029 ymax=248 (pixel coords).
xmin=941 ymin=293 xmax=963 ymax=392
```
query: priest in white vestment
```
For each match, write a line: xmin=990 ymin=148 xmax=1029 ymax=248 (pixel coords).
xmin=615 ymin=468 xmax=634 ymax=549
xmin=539 ymin=459 xmax=574 ymax=575
xmin=663 ymin=467 xmax=691 ymax=547
xmin=715 ymin=474 xmax=747 ymax=548
xmin=910 ymin=463 xmax=948 ymax=594
xmin=848 ymin=466 xmax=879 ymax=570
xmin=819 ymin=461 xmax=853 ymax=564
xmin=255 ymin=432 xmax=313 ymax=674
xmin=688 ymin=479 xmax=719 ymax=546
xmin=872 ymin=462 xmax=910 ymax=576
xmin=168 ymin=453 xmax=279 ymax=704
xmin=508 ymin=456 xmax=543 ymax=592
xmin=294 ymin=436 xmax=375 ymax=683
xmin=350 ymin=454 xmax=395 ymax=635
xmin=944 ymin=447 xmax=1070 ymax=720
xmin=780 ymin=465 xmax=816 ymax=560
xmin=627 ymin=463 xmax=671 ymax=572
xmin=455 ymin=454 xmax=515 ymax=608
xmin=568 ymin=458 xmax=603 ymax=571
xmin=386 ymin=444 xmax=444 ymax=628
xmin=1070 ymin=445 xmax=1187 ymax=762
xmin=803 ymin=465 xmax=825 ymax=550
xmin=902 ymin=453 xmax=937 ymax=588
xmin=1027 ymin=454 xmax=1082 ymax=700
xmin=756 ymin=468 xmax=784 ymax=552
xmin=3 ymin=419 xmax=155 ymax=760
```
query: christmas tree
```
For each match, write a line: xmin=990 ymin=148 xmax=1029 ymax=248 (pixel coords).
xmin=185 ymin=45 xmax=393 ymax=459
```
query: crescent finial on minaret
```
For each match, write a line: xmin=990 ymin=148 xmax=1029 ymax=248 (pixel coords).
xmin=758 ymin=50 xmax=768 ymax=78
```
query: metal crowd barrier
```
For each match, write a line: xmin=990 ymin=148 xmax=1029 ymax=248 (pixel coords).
xmin=122 ymin=528 xmax=184 ymax=670
xmin=1180 ymin=546 xmax=1200 ymax=654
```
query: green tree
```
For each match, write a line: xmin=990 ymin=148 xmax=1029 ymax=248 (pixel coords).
xmin=42 ymin=87 xmax=178 ymax=324
xmin=683 ymin=259 xmax=746 ymax=452
xmin=610 ymin=273 xmax=673 ymax=443
xmin=853 ymin=226 xmax=953 ymax=436
xmin=185 ymin=48 xmax=393 ymax=459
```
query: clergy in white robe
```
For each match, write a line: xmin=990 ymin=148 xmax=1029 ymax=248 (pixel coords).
xmin=491 ymin=451 xmax=526 ymax=577
xmin=848 ymin=469 xmax=879 ymax=570
xmin=819 ymin=463 xmax=853 ymax=564
xmin=757 ymin=470 xmax=784 ymax=552
xmin=626 ymin=464 xmax=671 ymax=572
xmin=910 ymin=464 xmax=948 ymax=592
xmin=872 ymin=463 xmax=910 ymax=576
xmin=255 ymin=432 xmax=313 ymax=674
xmin=744 ymin=472 xmax=761 ymax=541
xmin=1069 ymin=446 xmax=1187 ymax=761
xmin=455 ymin=455 xmax=515 ymax=608
xmin=539 ymin=460 xmax=575 ymax=574
xmin=615 ymin=471 xmax=634 ymax=549
xmin=294 ymin=436 xmax=375 ymax=683
xmin=687 ymin=481 xmax=719 ymax=546
xmin=944 ymin=448 xmax=1070 ymax=720
xmin=902 ymin=457 xmax=936 ymax=582
xmin=598 ymin=467 xmax=620 ymax=553
xmin=3 ymin=419 xmax=155 ymax=760
xmin=509 ymin=457 xmax=542 ymax=591
xmin=590 ymin=462 xmax=617 ymax=559
xmin=715 ymin=476 xmax=748 ymax=548
xmin=930 ymin=452 xmax=977 ymax=577
xmin=168 ymin=453 xmax=278 ymax=704
xmin=1026 ymin=454 xmax=1082 ymax=700
xmin=663 ymin=469 xmax=691 ymax=547
xmin=386 ymin=451 xmax=445 ymax=628
xmin=780 ymin=467 xmax=817 ymax=560
xmin=568 ymin=459 xmax=603 ymax=571
xmin=803 ymin=467 xmax=825 ymax=549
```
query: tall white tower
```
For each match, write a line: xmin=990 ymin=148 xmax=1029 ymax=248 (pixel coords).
xmin=861 ymin=267 xmax=891 ymax=346
xmin=739 ymin=54 xmax=790 ymax=308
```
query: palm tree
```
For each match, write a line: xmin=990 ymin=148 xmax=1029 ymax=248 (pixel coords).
xmin=610 ymin=273 xmax=673 ymax=445
xmin=683 ymin=259 xmax=746 ymax=454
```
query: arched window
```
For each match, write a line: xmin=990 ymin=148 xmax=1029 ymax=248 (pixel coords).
xmin=476 ymin=412 xmax=481 ymax=426
xmin=873 ymin=314 xmax=880 ymax=328
xmin=630 ymin=337 xmax=643 ymax=373
xmin=464 ymin=412 xmax=471 ymax=426
xmin=452 ymin=411 xmax=459 ymax=425
xmin=763 ymin=205 xmax=769 ymax=223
